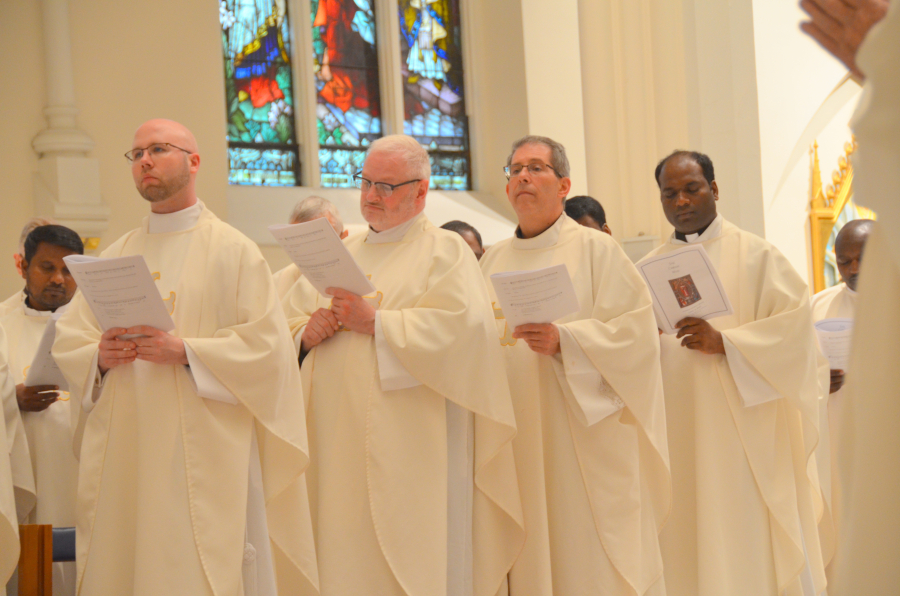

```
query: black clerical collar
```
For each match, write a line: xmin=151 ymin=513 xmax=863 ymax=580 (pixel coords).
xmin=674 ymin=220 xmax=714 ymax=242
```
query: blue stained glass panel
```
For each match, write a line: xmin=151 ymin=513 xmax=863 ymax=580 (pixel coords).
xmin=319 ymin=148 xmax=367 ymax=188
xmin=229 ymin=147 xmax=298 ymax=186
xmin=399 ymin=0 xmax=470 ymax=189
xmin=221 ymin=0 xmax=300 ymax=185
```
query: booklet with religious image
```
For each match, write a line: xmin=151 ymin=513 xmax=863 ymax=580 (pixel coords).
xmin=489 ymin=263 xmax=580 ymax=330
xmin=637 ymin=244 xmax=734 ymax=335
xmin=269 ymin=218 xmax=375 ymax=297
xmin=814 ymin=318 xmax=853 ymax=370
xmin=63 ymin=254 xmax=176 ymax=338
xmin=24 ymin=312 xmax=68 ymax=390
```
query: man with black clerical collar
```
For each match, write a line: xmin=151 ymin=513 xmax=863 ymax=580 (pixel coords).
xmin=642 ymin=150 xmax=827 ymax=596
xmin=480 ymin=135 xmax=670 ymax=595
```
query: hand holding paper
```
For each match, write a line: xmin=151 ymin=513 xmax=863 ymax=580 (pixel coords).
xmin=815 ymin=318 xmax=853 ymax=371
xmin=270 ymin=219 xmax=375 ymax=297
xmin=490 ymin=264 xmax=580 ymax=330
xmin=637 ymin=244 xmax=734 ymax=334
xmin=63 ymin=255 xmax=175 ymax=338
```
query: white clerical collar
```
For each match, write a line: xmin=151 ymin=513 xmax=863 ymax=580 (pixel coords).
xmin=148 ymin=201 xmax=203 ymax=234
xmin=366 ymin=212 xmax=425 ymax=244
xmin=670 ymin=214 xmax=724 ymax=245
xmin=511 ymin=213 xmax=566 ymax=250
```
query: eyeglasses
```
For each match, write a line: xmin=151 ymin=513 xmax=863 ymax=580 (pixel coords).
xmin=503 ymin=162 xmax=561 ymax=180
xmin=353 ymin=174 xmax=421 ymax=198
xmin=125 ymin=143 xmax=193 ymax=162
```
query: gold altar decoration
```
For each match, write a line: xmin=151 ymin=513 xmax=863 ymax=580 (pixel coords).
xmin=808 ymin=137 xmax=877 ymax=293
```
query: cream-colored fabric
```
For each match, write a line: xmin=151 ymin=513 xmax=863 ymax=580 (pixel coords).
xmin=52 ymin=206 xmax=318 ymax=596
xmin=832 ymin=7 xmax=900 ymax=589
xmin=810 ymin=282 xmax=855 ymax=587
xmin=0 ymin=291 xmax=37 ymax=527
xmin=0 ymin=326 xmax=21 ymax=584
xmin=642 ymin=218 xmax=825 ymax=596
xmin=831 ymin=227 xmax=900 ymax=595
xmin=480 ymin=215 xmax=670 ymax=596
xmin=0 ymin=291 xmax=24 ymax=319
xmin=283 ymin=215 xmax=524 ymax=596
xmin=273 ymin=264 xmax=302 ymax=301
xmin=1 ymin=303 xmax=78 ymax=595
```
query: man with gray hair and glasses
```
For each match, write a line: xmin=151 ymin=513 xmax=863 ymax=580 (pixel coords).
xmin=273 ymin=196 xmax=348 ymax=299
xmin=480 ymin=135 xmax=670 ymax=595
xmin=282 ymin=133 xmax=524 ymax=596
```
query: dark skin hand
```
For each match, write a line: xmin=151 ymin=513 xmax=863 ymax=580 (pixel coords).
xmin=675 ymin=317 xmax=725 ymax=355
xmin=16 ymin=384 xmax=59 ymax=412
xmin=799 ymin=0 xmax=889 ymax=79
xmin=830 ymin=369 xmax=845 ymax=394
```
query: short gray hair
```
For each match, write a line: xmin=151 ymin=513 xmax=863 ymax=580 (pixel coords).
xmin=289 ymin=196 xmax=344 ymax=234
xmin=18 ymin=217 xmax=56 ymax=254
xmin=506 ymin=135 xmax=570 ymax=179
xmin=366 ymin=134 xmax=431 ymax=180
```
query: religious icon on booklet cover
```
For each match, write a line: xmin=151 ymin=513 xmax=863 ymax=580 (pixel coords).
xmin=669 ymin=274 xmax=702 ymax=308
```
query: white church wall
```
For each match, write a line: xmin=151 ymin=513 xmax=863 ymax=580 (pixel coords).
xmin=0 ymin=1 xmax=49 ymax=299
xmin=751 ymin=0 xmax=859 ymax=286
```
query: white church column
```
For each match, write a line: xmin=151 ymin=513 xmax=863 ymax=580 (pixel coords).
xmin=519 ymin=0 xmax=589 ymax=195
xmin=32 ymin=0 xmax=109 ymax=250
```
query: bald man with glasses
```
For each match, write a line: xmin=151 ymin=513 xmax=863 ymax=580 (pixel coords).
xmin=52 ymin=118 xmax=317 ymax=596
xmin=283 ymin=134 xmax=524 ymax=596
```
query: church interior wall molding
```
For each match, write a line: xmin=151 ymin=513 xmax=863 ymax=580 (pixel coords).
xmin=31 ymin=0 xmax=109 ymax=250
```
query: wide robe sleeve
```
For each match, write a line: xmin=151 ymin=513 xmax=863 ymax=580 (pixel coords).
xmin=0 ymin=327 xmax=21 ymax=582
xmin=554 ymin=239 xmax=671 ymax=596
xmin=174 ymin=223 xmax=319 ymax=595
xmin=716 ymin=231 xmax=826 ymax=594
xmin=375 ymin=232 xmax=526 ymax=596
xmin=52 ymin=218 xmax=319 ymax=595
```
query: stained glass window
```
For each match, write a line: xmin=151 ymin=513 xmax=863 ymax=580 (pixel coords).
xmin=399 ymin=0 xmax=470 ymax=191
xmin=312 ymin=0 xmax=383 ymax=187
xmin=221 ymin=0 xmax=300 ymax=186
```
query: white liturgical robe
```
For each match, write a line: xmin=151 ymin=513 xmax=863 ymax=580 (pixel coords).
xmin=282 ymin=213 xmax=525 ymax=596
xmin=0 ymin=327 xmax=21 ymax=585
xmin=52 ymin=203 xmax=318 ymax=596
xmin=831 ymin=4 xmax=900 ymax=593
xmin=0 ymin=291 xmax=24 ymax=319
xmin=641 ymin=216 xmax=826 ymax=596
xmin=810 ymin=282 xmax=855 ymax=587
xmin=480 ymin=214 xmax=671 ymax=596
xmin=273 ymin=264 xmax=302 ymax=300
xmin=1 ymin=295 xmax=79 ymax=595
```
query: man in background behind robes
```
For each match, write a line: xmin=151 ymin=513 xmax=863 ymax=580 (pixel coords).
xmin=273 ymin=196 xmax=348 ymax=299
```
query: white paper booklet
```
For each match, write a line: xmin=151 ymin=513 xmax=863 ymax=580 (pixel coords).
xmin=489 ymin=264 xmax=580 ymax=330
xmin=814 ymin=317 xmax=853 ymax=370
xmin=24 ymin=311 xmax=68 ymax=390
xmin=269 ymin=218 xmax=375 ymax=297
xmin=637 ymin=244 xmax=734 ymax=335
xmin=63 ymin=255 xmax=175 ymax=336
